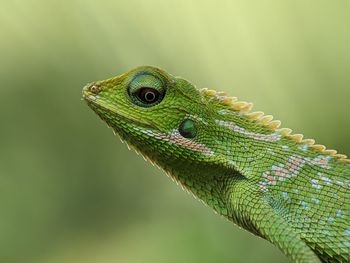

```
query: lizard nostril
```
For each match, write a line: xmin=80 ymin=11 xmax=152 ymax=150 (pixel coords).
xmin=90 ymin=85 xmax=101 ymax=94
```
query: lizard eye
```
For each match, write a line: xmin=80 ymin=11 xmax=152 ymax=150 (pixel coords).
xmin=128 ymin=73 xmax=165 ymax=107
xmin=179 ymin=119 xmax=197 ymax=138
xmin=135 ymin=87 xmax=160 ymax=104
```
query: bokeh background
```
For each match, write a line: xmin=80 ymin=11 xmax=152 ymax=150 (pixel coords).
xmin=1 ymin=1 xmax=349 ymax=262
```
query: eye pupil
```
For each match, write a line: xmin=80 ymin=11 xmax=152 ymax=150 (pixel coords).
xmin=144 ymin=91 xmax=156 ymax=102
xmin=136 ymin=87 xmax=159 ymax=104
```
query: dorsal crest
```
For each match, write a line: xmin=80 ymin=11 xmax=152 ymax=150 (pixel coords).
xmin=200 ymin=88 xmax=350 ymax=164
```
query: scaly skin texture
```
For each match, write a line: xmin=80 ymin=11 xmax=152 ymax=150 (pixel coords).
xmin=83 ymin=66 xmax=350 ymax=263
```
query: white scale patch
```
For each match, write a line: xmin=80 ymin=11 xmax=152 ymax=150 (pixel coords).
xmin=139 ymin=129 xmax=214 ymax=156
xmin=259 ymin=155 xmax=335 ymax=192
xmin=215 ymin=120 xmax=281 ymax=142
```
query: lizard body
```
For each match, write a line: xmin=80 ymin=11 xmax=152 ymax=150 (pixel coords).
xmin=83 ymin=66 xmax=350 ymax=263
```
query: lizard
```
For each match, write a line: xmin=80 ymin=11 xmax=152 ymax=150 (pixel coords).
xmin=82 ymin=66 xmax=350 ymax=263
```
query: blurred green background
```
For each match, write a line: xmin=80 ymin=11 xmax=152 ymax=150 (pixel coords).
xmin=1 ymin=1 xmax=349 ymax=262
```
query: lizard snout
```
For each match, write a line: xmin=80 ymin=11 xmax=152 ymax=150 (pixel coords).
xmin=82 ymin=83 xmax=101 ymax=102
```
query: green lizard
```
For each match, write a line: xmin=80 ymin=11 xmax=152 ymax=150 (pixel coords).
xmin=82 ymin=66 xmax=350 ymax=263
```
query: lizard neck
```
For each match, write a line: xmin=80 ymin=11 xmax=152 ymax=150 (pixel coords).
xmin=159 ymin=158 xmax=246 ymax=218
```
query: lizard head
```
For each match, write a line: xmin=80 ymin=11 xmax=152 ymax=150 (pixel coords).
xmin=83 ymin=66 xmax=248 ymax=212
xmin=83 ymin=66 xmax=222 ymax=166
